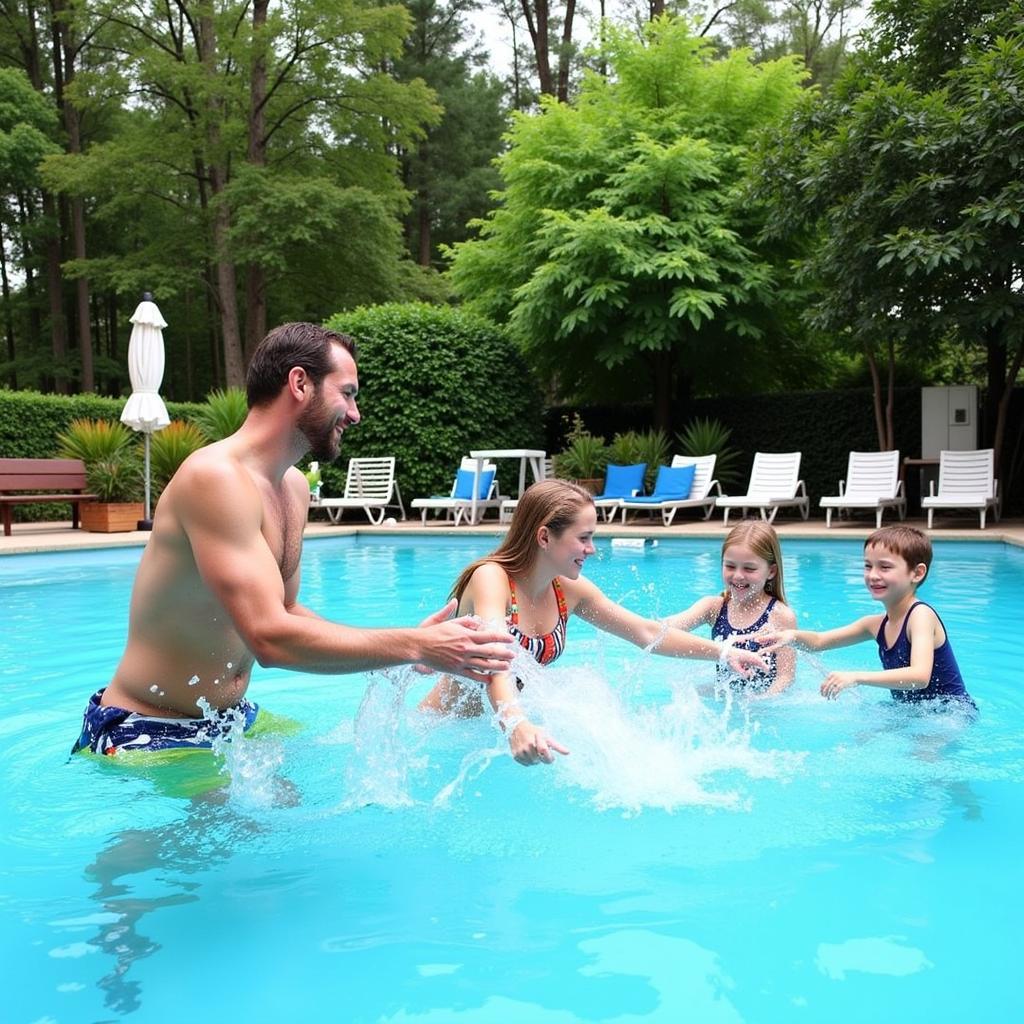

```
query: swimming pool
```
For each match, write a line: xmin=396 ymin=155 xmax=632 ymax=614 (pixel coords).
xmin=2 ymin=535 xmax=1021 ymax=1022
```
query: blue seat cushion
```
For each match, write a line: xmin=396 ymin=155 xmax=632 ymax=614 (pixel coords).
xmin=453 ymin=467 xmax=496 ymax=500
xmin=599 ymin=463 xmax=647 ymax=499
xmin=646 ymin=463 xmax=696 ymax=500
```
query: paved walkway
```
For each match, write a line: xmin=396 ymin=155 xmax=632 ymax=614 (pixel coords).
xmin=3 ymin=511 xmax=1022 ymax=556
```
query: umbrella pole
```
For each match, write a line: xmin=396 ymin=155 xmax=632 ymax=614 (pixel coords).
xmin=139 ymin=432 xmax=154 ymax=531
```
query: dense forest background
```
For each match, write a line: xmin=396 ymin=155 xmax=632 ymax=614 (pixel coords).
xmin=0 ymin=0 xmax=1020 ymax=480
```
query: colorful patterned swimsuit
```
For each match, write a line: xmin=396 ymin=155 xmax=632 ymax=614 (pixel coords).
xmin=507 ymin=575 xmax=568 ymax=689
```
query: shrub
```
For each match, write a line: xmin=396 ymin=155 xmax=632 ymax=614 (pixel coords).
xmin=149 ymin=421 xmax=207 ymax=495
xmin=56 ymin=418 xmax=135 ymax=463
xmin=676 ymin=417 xmax=744 ymax=488
xmin=554 ymin=414 xmax=609 ymax=481
xmin=190 ymin=387 xmax=248 ymax=442
xmin=86 ymin=455 xmax=145 ymax=502
xmin=325 ymin=303 xmax=544 ymax=501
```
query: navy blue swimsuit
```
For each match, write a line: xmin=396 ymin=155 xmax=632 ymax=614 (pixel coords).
xmin=713 ymin=597 xmax=778 ymax=692
xmin=876 ymin=601 xmax=974 ymax=706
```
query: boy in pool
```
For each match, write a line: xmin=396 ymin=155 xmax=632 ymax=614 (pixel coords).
xmin=758 ymin=525 xmax=974 ymax=708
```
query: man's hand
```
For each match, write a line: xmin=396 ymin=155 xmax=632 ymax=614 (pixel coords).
xmin=821 ymin=671 xmax=858 ymax=700
xmin=509 ymin=720 xmax=570 ymax=766
xmin=723 ymin=647 xmax=769 ymax=677
xmin=415 ymin=600 xmax=515 ymax=683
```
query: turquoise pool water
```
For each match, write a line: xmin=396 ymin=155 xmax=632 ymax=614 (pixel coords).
xmin=2 ymin=536 xmax=1022 ymax=1022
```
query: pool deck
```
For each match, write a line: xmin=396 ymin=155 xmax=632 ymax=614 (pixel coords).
xmin=2 ymin=511 xmax=1022 ymax=555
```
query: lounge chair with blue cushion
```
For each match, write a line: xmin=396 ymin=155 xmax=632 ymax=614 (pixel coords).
xmin=921 ymin=448 xmax=1000 ymax=529
xmin=592 ymin=463 xmax=647 ymax=522
xmin=618 ymin=455 xmax=720 ymax=526
xmin=715 ymin=451 xmax=809 ymax=525
xmin=411 ymin=458 xmax=504 ymax=526
xmin=316 ymin=457 xmax=406 ymax=525
xmin=820 ymin=450 xmax=906 ymax=528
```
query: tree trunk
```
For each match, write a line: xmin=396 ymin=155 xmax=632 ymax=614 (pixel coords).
xmin=865 ymin=342 xmax=886 ymax=450
xmin=244 ymin=0 xmax=269 ymax=362
xmin=556 ymin=0 xmax=577 ymax=103
xmin=520 ymin=0 xmax=554 ymax=97
xmin=0 ymin=219 xmax=16 ymax=388
xmin=418 ymin=190 xmax=431 ymax=266
xmin=199 ymin=11 xmax=245 ymax=387
xmin=884 ymin=336 xmax=895 ymax=450
xmin=41 ymin=191 xmax=68 ymax=392
xmin=651 ymin=348 xmax=674 ymax=433
xmin=54 ymin=0 xmax=94 ymax=391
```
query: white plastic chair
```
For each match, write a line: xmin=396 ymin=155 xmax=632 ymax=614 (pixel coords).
xmin=921 ymin=449 xmax=1000 ymax=529
xmin=715 ymin=452 xmax=809 ymax=525
xmin=316 ymin=457 xmax=405 ymax=526
xmin=820 ymin=450 xmax=906 ymax=528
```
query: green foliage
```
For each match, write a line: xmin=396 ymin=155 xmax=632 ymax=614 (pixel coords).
xmin=633 ymin=430 xmax=672 ymax=490
xmin=324 ymin=303 xmax=544 ymax=500
xmin=55 ymin=418 xmax=135 ymax=463
xmin=54 ymin=417 xmax=142 ymax=503
xmin=149 ymin=421 xmax=207 ymax=495
xmin=676 ymin=417 xmax=744 ymax=488
xmin=606 ymin=431 xmax=643 ymax=465
xmin=86 ymin=455 xmax=145 ymax=503
xmin=553 ymin=414 xmax=609 ymax=480
xmin=447 ymin=17 xmax=809 ymax=415
xmin=190 ymin=388 xmax=248 ymax=442
xmin=755 ymin=0 xmax=1024 ymax=471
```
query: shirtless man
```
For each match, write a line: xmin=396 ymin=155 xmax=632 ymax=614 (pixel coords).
xmin=72 ymin=322 xmax=514 ymax=755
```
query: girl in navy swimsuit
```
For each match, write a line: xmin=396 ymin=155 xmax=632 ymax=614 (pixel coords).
xmin=420 ymin=480 xmax=769 ymax=766
xmin=665 ymin=520 xmax=797 ymax=696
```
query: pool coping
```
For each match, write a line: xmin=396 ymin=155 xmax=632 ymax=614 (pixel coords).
xmin=2 ymin=514 xmax=1023 ymax=556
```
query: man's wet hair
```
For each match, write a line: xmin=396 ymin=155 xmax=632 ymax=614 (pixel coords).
xmin=246 ymin=323 xmax=357 ymax=407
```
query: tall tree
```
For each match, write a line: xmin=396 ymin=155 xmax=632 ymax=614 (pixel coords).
xmin=756 ymin=0 xmax=1024 ymax=478
xmin=394 ymin=0 xmax=506 ymax=267
xmin=43 ymin=0 xmax=440 ymax=387
xmin=448 ymin=17 xmax=808 ymax=429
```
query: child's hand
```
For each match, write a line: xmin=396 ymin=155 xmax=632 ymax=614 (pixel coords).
xmin=509 ymin=720 xmax=570 ymax=766
xmin=724 ymin=647 xmax=769 ymax=677
xmin=821 ymin=671 xmax=858 ymax=700
xmin=751 ymin=628 xmax=796 ymax=654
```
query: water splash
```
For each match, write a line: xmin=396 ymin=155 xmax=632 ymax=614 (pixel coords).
xmin=196 ymin=697 xmax=284 ymax=809
xmin=340 ymin=635 xmax=804 ymax=815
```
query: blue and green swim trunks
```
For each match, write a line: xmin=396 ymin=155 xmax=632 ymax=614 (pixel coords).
xmin=72 ymin=688 xmax=259 ymax=756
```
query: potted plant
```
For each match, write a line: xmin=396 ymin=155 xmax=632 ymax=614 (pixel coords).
xmin=57 ymin=419 xmax=145 ymax=532
xmin=553 ymin=415 xmax=609 ymax=494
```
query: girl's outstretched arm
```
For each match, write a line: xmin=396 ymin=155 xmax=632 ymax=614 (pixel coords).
xmin=663 ymin=596 xmax=719 ymax=632
xmin=569 ymin=578 xmax=767 ymax=676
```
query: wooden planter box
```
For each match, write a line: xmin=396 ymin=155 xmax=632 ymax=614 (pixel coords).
xmin=574 ymin=478 xmax=604 ymax=496
xmin=81 ymin=502 xmax=145 ymax=533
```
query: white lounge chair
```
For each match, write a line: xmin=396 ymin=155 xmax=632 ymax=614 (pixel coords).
xmin=820 ymin=450 xmax=906 ymax=528
xmin=716 ymin=451 xmax=809 ymax=525
xmin=411 ymin=458 xmax=505 ymax=526
xmin=921 ymin=448 xmax=1000 ymax=529
xmin=316 ymin=457 xmax=406 ymax=526
xmin=618 ymin=455 xmax=721 ymax=526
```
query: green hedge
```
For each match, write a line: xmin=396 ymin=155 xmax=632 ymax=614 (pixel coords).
xmin=0 ymin=388 xmax=204 ymax=522
xmin=325 ymin=303 xmax=545 ymax=504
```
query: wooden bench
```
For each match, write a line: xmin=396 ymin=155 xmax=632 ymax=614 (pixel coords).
xmin=0 ymin=458 xmax=97 ymax=536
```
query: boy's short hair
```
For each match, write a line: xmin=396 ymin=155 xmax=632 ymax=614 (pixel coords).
xmin=864 ymin=525 xmax=932 ymax=583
